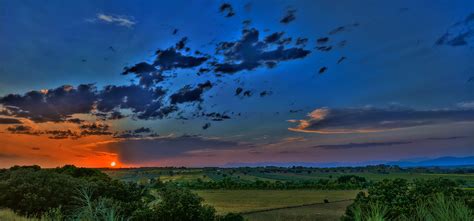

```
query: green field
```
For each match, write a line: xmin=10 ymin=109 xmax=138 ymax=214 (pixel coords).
xmin=195 ymin=189 xmax=359 ymax=214
xmin=102 ymin=168 xmax=474 ymax=187
xmin=243 ymin=200 xmax=353 ymax=221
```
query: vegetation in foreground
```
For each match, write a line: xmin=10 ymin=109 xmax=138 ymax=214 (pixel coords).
xmin=0 ymin=165 xmax=473 ymax=221
xmin=0 ymin=165 xmax=243 ymax=221
xmin=342 ymin=178 xmax=474 ymax=221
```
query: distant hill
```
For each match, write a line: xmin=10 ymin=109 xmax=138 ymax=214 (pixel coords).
xmin=225 ymin=156 xmax=474 ymax=168
xmin=388 ymin=156 xmax=474 ymax=167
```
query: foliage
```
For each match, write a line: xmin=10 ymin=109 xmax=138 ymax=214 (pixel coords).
xmin=342 ymin=178 xmax=474 ymax=221
xmin=0 ymin=165 xmax=146 ymax=219
xmin=151 ymin=184 xmax=217 ymax=221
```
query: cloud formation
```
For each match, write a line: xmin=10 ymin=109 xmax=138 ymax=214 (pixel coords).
xmin=0 ymin=117 xmax=22 ymax=124
xmin=437 ymin=13 xmax=474 ymax=46
xmin=91 ymin=13 xmax=136 ymax=28
xmin=289 ymin=106 xmax=474 ymax=134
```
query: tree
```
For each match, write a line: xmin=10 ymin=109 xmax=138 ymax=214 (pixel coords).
xmin=152 ymin=184 xmax=216 ymax=221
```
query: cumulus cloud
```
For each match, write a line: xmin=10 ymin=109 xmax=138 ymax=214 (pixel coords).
xmin=0 ymin=84 xmax=97 ymax=123
xmin=289 ymin=106 xmax=474 ymax=134
xmin=90 ymin=13 xmax=136 ymax=28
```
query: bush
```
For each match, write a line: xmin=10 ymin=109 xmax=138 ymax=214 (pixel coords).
xmin=151 ymin=184 xmax=216 ymax=221
xmin=342 ymin=178 xmax=473 ymax=221
xmin=0 ymin=165 xmax=147 ymax=219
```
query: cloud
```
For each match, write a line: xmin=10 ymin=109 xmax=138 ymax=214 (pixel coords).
xmin=289 ymin=106 xmax=474 ymax=134
xmin=92 ymin=13 xmax=136 ymax=28
xmin=436 ymin=13 xmax=474 ymax=46
xmin=6 ymin=125 xmax=40 ymax=135
xmin=0 ymin=117 xmax=22 ymax=124
xmin=280 ymin=9 xmax=296 ymax=24
xmin=312 ymin=136 xmax=468 ymax=150
xmin=219 ymin=3 xmax=235 ymax=17
xmin=328 ymin=23 xmax=359 ymax=35
xmin=95 ymin=135 xmax=246 ymax=164
xmin=313 ymin=141 xmax=413 ymax=150
xmin=0 ymin=84 xmax=97 ymax=123
xmin=170 ymin=81 xmax=213 ymax=104
xmin=213 ymin=28 xmax=310 ymax=73
xmin=457 ymin=101 xmax=474 ymax=109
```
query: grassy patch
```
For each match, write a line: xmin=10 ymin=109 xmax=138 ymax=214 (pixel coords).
xmin=0 ymin=209 xmax=34 ymax=221
xmin=243 ymin=200 xmax=352 ymax=221
xmin=195 ymin=189 xmax=359 ymax=214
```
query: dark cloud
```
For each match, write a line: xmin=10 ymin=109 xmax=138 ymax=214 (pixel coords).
xmin=134 ymin=127 xmax=151 ymax=133
xmin=289 ymin=106 xmax=474 ymax=134
xmin=170 ymin=81 xmax=213 ymax=104
xmin=318 ymin=67 xmax=327 ymax=74
xmin=313 ymin=141 xmax=413 ymax=150
xmin=337 ymin=56 xmax=346 ymax=64
xmin=66 ymin=118 xmax=84 ymax=124
xmin=219 ymin=3 xmax=235 ymax=17
xmin=265 ymin=32 xmax=285 ymax=43
xmin=154 ymin=48 xmax=208 ymax=70
xmin=425 ymin=136 xmax=467 ymax=141
xmin=295 ymin=37 xmax=308 ymax=46
xmin=113 ymin=127 xmax=154 ymax=139
xmin=436 ymin=13 xmax=474 ymax=46
xmin=316 ymin=37 xmax=329 ymax=44
xmin=0 ymin=84 xmax=97 ymax=123
xmin=80 ymin=122 xmax=112 ymax=136
xmin=328 ymin=23 xmax=359 ymax=35
xmin=97 ymin=84 xmax=162 ymax=113
xmin=204 ymin=112 xmax=231 ymax=121
xmin=202 ymin=123 xmax=211 ymax=130
xmin=213 ymin=28 xmax=310 ymax=74
xmin=175 ymin=37 xmax=188 ymax=50
xmin=313 ymin=136 xmax=468 ymax=150
xmin=45 ymin=130 xmax=79 ymax=139
xmin=315 ymin=46 xmax=332 ymax=52
xmin=0 ymin=118 xmax=22 ymax=124
xmin=96 ymin=135 xmax=245 ymax=164
xmin=235 ymin=87 xmax=243 ymax=96
xmin=280 ymin=9 xmax=296 ymax=24
xmin=259 ymin=90 xmax=272 ymax=97
xmin=6 ymin=125 xmax=40 ymax=135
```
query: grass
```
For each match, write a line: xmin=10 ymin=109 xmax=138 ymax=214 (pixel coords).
xmin=243 ymin=200 xmax=352 ymax=221
xmin=195 ymin=189 xmax=360 ymax=214
xmin=0 ymin=209 xmax=35 ymax=221
xmin=102 ymin=168 xmax=474 ymax=187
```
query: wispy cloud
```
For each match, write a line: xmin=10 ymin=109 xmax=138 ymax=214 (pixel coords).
xmin=88 ymin=13 xmax=136 ymax=28
xmin=288 ymin=106 xmax=474 ymax=134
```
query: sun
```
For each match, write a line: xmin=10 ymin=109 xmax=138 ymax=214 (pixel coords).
xmin=110 ymin=161 xmax=117 ymax=167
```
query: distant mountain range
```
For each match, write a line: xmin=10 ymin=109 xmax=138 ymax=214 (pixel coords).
xmin=387 ymin=156 xmax=474 ymax=167
xmin=225 ymin=156 xmax=474 ymax=168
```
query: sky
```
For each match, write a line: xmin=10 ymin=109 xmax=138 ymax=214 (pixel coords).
xmin=1 ymin=0 xmax=474 ymax=168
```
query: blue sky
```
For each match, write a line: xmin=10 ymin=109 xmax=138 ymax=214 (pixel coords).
xmin=0 ymin=0 xmax=473 ymax=167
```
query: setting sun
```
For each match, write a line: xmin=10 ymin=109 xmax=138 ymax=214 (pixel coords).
xmin=110 ymin=161 xmax=116 ymax=167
